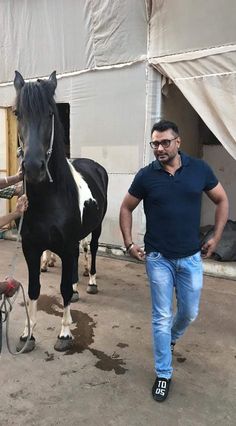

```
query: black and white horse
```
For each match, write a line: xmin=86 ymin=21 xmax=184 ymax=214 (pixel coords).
xmin=14 ymin=71 xmax=108 ymax=352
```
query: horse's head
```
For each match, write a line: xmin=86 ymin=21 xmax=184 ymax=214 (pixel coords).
xmin=14 ymin=71 xmax=57 ymax=184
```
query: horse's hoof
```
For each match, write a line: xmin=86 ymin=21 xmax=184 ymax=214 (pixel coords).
xmin=54 ymin=336 xmax=73 ymax=352
xmin=16 ymin=336 xmax=36 ymax=353
xmin=86 ymin=284 xmax=98 ymax=294
xmin=41 ymin=266 xmax=47 ymax=273
xmin=70 ymin=291 xmax=80 ymax=303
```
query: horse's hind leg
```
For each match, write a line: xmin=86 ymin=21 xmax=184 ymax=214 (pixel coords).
xmin=41 ymin=250 xmax=49 ymax=272
xmin=71 ymin=244 xmax=80 ymax=302
xmin=86 ymin=224 xmax=102 ymax=295
xmin=82 ymin=237 xmax=89 ymax=276
xmin=54 ymin=254 xmax=74 ymax=352
xmin=48 ymin=252 xmax=56 ymax=267
xmin=41 ymin=250 xmax=56 ymax=272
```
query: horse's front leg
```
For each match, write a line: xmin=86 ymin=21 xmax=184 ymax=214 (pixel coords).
xmin=54 ymin=254 xmax=74 ymax=352
xmin=16 ymin=248 xmax=41 ymax=353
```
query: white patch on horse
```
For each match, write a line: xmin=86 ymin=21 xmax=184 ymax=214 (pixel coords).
xmin=59 ymin=305 xmax=73 ymax=339
xmin=22 ymin=299 xmax=37 ymax=338
xmin=89 ymin=273 xmax=97 ymax=285
xmin=67 ymin=160 xmax=96 ymax=222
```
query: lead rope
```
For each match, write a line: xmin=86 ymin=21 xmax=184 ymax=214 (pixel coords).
xmin=45 ymin=114 xmax=54 ymax=183
xmin=0 ymin=177 xmax=31 ymax=356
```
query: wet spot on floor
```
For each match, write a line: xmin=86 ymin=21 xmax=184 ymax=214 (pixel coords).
xmin=38 ymin=294 xmax=62 ymax=317
xmin=44 ymin=351 xmax=54 ymax=362
xmin=136 ymin=327 xmax=141 ymax=330
xmin=60 ymin=369 xmax=77 ymax=376
xmin=112 ymin=325 xmax=119 ymax=328
xmin=47 ymin=326 xmax=55 ymax=331
xmin=177 ymin=357 xmax=186 ymax=363
xmin=38 ymin=294 xmax=127 ymax=374
xmin=10 ymin=389 xmax=24 ymax=399
xmin=130 ymin=325 xmax=134 ymax=328
xmin=117 ymin=343 xmax=129 ymax=348
xmin=90 ymin=348 xmax=127 ymax=375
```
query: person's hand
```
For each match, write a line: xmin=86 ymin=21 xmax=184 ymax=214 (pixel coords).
xmin=128 ymin=243 xmax=146 ymax=261
xmin=201 ymin=237 xmax=219 ymax=258
xmin=16 ymin=194 xmax=28 ymax=214
xmin=17 ymin=164 xmax=23 ymax=181
xmin=0 ymin=277 xmax=20 ymax=297
xmin=14 ymin=182 xmax=23 ymax=196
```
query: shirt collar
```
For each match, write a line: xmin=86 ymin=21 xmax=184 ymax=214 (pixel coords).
xmin=153 ymin=151 xmax=190 ymax=170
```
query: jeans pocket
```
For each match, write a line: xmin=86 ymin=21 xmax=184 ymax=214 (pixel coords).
xmin=188 ymin=252 xmax=201 ymax=264
xmin=146 ymin=251 xmax=162 ymax=260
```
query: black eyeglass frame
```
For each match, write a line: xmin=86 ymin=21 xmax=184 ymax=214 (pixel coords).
xmin=149 ymin=137 xmax=178 ymax=149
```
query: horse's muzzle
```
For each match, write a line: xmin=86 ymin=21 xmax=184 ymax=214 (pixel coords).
xmin=22 ymin=159 xmax=47 ymax=184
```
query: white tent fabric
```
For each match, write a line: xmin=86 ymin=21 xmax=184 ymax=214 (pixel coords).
xmin=149 ymin=1 xmax=236 ymax=159
xmin=0 ymin=0 xmax=147 ymax=83
xmin=151 ymin=47 xmax=236 ymax=159
xmin=149 ymin=0 xmax=236 ymax=58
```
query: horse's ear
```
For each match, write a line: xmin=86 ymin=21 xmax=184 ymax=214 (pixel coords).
xmin=48 ymin=71 xmax=57 ymax=95
xmin=14 ymin=71 xmax=25 ymax=91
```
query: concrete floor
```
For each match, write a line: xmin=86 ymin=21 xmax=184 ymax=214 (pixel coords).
xmin=0 ymin=239 xmax=235 ymax=426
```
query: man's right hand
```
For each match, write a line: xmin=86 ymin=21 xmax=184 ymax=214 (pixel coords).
xmin=129 ymin=243 xmax=146 ymax=261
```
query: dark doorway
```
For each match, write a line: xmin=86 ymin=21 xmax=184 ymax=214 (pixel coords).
xmin=57 ymin=103 xmax=70 ymax=158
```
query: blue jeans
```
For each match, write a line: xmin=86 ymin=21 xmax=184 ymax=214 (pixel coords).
xmin=146 ymin=251 xmax=203 ymax=379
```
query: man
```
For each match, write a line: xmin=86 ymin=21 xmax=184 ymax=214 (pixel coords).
xmin=0 ymin=193 xmax=28 ymax=297
xmin=119 ymin=120 xmax=228 ymax=402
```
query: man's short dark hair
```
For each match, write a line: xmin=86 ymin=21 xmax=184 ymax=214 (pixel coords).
xmin=151 ymin=120 xmax=179 ymax=136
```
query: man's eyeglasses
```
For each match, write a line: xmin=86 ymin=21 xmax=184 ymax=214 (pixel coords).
xmin=149 ymin=137 xmax=178 ymax=149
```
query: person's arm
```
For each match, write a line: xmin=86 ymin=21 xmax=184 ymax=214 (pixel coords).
xmin=119 ymin=193 xmax=145 ymax=261
xmin=0 ymin=194 xmax=28 ymax=228
xmin=0 ymin=168 xmax=23 ymax=190
xmin=201 ymin=182 xmax=229 ymax=258
xmin=0 ymin=186 xmax=16 ymax=199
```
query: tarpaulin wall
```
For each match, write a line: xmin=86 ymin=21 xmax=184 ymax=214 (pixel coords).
xmin=149 ymin=0 xmax=236 ymax=160
xmin=0 ymin=0 xmax=235 ymax=244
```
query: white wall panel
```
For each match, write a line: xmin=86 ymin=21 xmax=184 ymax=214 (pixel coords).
xmin=0 ymin=109 xmax=7 ymax=216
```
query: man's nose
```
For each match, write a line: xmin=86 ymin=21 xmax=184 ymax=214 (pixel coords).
xmin=157 ymin=143 xmax=164 ymax=151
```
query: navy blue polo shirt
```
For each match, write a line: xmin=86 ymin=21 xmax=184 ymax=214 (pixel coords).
xmin=128 ymin=152 xmax=218 ymax=259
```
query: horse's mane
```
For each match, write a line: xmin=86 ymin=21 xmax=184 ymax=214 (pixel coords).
xmin=16 ymin=80 xmax=78 ymax=202
xmin=16 ymin=80 xmax=52 ymax=119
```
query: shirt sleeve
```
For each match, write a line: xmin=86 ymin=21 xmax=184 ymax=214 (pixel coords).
xmin=0 ymin=186 xmax=15 ymax=199
xmin=128 ymin=168 xmax=146 ymax=200
xmin=203 ymin=162 xmax=218 ymax=191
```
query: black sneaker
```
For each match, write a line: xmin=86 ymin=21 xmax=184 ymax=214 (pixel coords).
xmin=152 ymin=377 xmax=171 ymax=402
xmin=171 ymin=342 xmax=175 ymax=353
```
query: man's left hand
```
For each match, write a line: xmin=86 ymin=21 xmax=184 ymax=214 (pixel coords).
xmin=201 ymin=237 xmax=219 ymax=258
